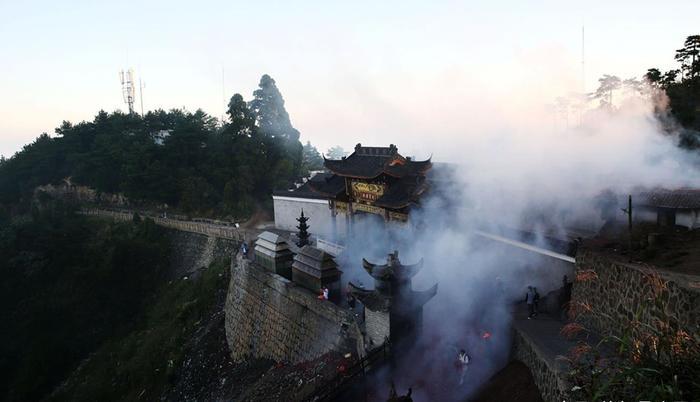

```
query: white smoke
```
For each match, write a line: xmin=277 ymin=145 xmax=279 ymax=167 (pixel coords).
xmin=334 ymin=79 xmax=700 ymax=400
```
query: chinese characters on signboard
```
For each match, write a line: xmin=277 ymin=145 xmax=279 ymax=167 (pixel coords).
xmin=351 ymin=181 xmax=385 ymax=203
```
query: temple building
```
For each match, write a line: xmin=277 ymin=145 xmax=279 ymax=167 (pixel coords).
xmin=636 ymin=188 xmax=700 ymax=229
xmin=272 ymin=144 xmax=432 ymax=238
xmin=350 ymin=251 xmax=437 ymax=349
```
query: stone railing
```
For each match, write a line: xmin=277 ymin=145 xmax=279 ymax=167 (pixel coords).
xmin=80 ymin=208 xmax=246 ymax=242
xmin=316 ymin=238 xmax=345 ymax=257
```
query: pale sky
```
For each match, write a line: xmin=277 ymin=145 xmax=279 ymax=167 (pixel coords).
xmin=1 ymin=0 xmax=698 ymax=159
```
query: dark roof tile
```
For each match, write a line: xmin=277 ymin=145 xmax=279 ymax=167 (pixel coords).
xmin=637 ymin=188 xmax=700 ymax=210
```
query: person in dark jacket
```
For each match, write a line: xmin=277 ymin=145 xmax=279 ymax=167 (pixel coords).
xmin=525 ymin=286 xmax=535 ymax=319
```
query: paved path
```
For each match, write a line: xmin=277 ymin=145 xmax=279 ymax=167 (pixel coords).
xmin=513 ymin=304 xmax=574 ymax=365
xmin=81 ymin=208 xmax=252 ymax=241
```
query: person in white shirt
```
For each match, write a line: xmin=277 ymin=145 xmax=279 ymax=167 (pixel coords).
xmin=456 ymin=349 xmax=470 ymax=385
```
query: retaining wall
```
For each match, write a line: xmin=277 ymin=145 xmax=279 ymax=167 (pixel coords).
xmin=169 ymin=231 xmax=237 ymax=278
xmin=572 ymin=248 xmax=700 ymax=339
xmin=512 ymin=327 xmax=569 ymax=402
xmin=80 ymin=208 xmax=245 ymax=241
xmin=224 ymin=255 xmax=363 ymax=364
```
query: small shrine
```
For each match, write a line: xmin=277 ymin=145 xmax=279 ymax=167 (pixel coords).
xmin=292 ymin=246 xmax=342 ymax=301
xmin=254 ymin=231 xmax=294 ymax=280
xmin=350 ymin=251 xmax=437 ymax=348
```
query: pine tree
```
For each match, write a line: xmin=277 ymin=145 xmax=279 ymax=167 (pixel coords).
xmin=296 ymin=209 xmax=310 ymax=247
xmin=675 ymin=35 xmax=700 ymax=79
xmin=248 ymin=74 xmax=300 ymax=141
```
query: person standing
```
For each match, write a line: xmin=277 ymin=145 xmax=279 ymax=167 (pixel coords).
xmin=533 ymin=287 xmax=540 ymax=316
xmin=345 ymin=283 xmax=356 ymax=309
xmin=455 ymin=349 xmax=470 ymax=385
xmin=525 ymin=286 xmax=535 ymax=319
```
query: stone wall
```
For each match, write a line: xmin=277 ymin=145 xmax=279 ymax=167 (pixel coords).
xmin=364 ymin=309 xmax=389 ymax=348
xmin=81 ymin=208 xmax=240 ymax=277
xmin=512 ymin=327 xmax=569 ymax=402
xmin=224 ymin=255 xmax=364 ymax=364
xmin=572 ymin=248 xmax=700 ymax=339
xmin=169 ymin=230 xmax=237 ymax=278
xmin=80 ymin=208 xmax=246 ymax=241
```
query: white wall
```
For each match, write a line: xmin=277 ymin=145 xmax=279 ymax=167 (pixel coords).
xmin=273 ymin=196 xmax=346 ymax=238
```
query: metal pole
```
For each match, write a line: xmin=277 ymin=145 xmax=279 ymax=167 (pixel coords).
xmin=628 ymin=195 xmax=633 ymax=251
xmin=139 ymin=77 xmax=144 ymax=116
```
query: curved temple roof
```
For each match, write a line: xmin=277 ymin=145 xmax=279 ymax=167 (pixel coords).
xmin=323 ymin=143 xmax=432 ymax=179
xmin=361 ymin=251 xmax=424 ymax=281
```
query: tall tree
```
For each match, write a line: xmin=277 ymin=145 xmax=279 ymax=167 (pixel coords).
xmin=226 ymin=93 xmax=255 ymax=137
xmin=675 ymin=35 xmax=700 ymax=79
xmin=326 ymin=146 xmax=347 ymax=160
xmin=302 ymin=141 xmax=323 ymax=171
xmin=592 ymin=75 xmax=622 ymax=109
xmin=644 ymin=68 xmax=662 ymax=86
xmin=248 ymin=74 xmax=300 ymax=141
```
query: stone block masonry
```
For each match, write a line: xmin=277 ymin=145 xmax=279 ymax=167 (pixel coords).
xmin=512 ymin=326 xmax=569 ymax=402
xmin=225 ymin=255 xmax=364 ymax=364
xmin=169 ymin=231 xmax=237 ymax=278
xmin=572 ymin=248 xmax=700 ymax=340
xmin=364 ymin=309 xmax=389 ymax=348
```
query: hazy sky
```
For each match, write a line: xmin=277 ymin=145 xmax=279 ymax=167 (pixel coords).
xmin=1 ymin=0 xmax=698 ymax=158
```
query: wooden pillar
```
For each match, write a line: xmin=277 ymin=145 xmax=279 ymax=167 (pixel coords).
xmin=348 ymin=202 xmax=354 ymax=238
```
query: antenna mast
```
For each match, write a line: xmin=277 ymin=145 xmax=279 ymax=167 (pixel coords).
xmin=579 ymin=25 xmax=586 ymax=126
xmin=221 ymin=65 xmax=226 ymax=122
xmin=119 ymin=68 xmax=136 ymax=114
xmin=139 ymin=76 xmax=145 ymax=116
xmin=581 ymin=25 xmax=586 ymax=95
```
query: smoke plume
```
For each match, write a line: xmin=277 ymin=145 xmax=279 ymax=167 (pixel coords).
xmin=334 ymin=75 xmax=700 ymax=400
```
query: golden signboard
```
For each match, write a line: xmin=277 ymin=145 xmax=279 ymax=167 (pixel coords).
xmin=351 ymin=181 xmax=384 ymax=203
xmin=335 ymin=201 xmax=349 ymax=213
xmin=352 ymin=202 xmax=385 ymax=216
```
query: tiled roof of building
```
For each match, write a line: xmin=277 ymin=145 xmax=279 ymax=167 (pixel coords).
xmin=291 ymin=245 xmax=341 ymax=279
xmin=362 ymin=251 xmax=423 ymax=281
xmin=637 ymin=188 xmax=700 ymax=210
xmin=273 ymin=173 xmax=342 ymax=199
xmin=374 ymin=177 xmax=428 ymax=209
xmin=323 ymin=143 xmax=431 ymax=179
xmin=304 ymin=173 xmax=346 ymax=198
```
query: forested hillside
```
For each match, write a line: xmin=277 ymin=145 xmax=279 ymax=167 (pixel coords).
xmin=0 ymin=204 xmax=171 ymax=401
xmin=0 ymin=74 xmax=323 ymax=218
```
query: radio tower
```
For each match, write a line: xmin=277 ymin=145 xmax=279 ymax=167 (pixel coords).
xmin=119 ymin=68 xmax=136 ymax=114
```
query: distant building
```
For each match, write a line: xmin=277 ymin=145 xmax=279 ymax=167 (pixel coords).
xmin=272 ymin=143 xmax=432 ymax=239
xmin=636 ymin=188 xmax=700 ymax=229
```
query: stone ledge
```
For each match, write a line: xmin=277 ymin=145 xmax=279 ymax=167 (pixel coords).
xmin=512 ymin=325 xmax=570 ymax=402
